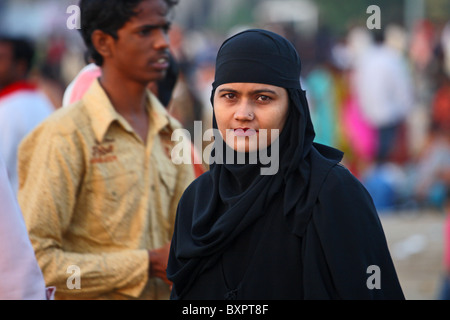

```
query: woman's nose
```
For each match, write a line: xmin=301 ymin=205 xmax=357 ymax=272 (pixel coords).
xmin=234 ymin=101 xmax=254 ymax=121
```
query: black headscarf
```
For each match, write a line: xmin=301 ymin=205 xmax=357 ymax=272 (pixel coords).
xmin=167 ymin=29 xmax=343 ymax=299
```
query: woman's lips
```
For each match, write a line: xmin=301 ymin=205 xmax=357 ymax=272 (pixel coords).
xmin=234 ymin=128 xmax=257 ymax=137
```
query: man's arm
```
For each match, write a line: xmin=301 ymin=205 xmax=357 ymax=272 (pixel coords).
xmin=149 ymin=243 xmax=172 ymax=286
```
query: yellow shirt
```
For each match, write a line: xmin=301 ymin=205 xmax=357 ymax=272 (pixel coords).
xmin=18 ymin=79 xmax=195 ymax=300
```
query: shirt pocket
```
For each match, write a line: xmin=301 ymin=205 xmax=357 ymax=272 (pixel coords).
xmin=85 ymin=171 xmax=139 ymax=244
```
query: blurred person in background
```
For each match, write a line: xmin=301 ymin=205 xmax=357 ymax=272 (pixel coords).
xmin=0 ymin=35 xmax=54 ymax=194
xmin=340 ymin=27 xmax=378 ymax=177
xmin=305 ymin=27 xmax=346 ymax=151
xmin=305 ymin=62 xmax=338 ymax=149
xmin=398 ymin=25 xmax=450 ymax=212
xmin=0 ymin=154 xmax=53 ymax=300
xmin=352 ymin=29 xmax=414 ymax=211
xmin=409 ymin=122 xmax=450 ymax=210
xmin=438 ymin=186 xmax=450 ymax=300
xmin=353 ymin=29 xmax=413 ymax=165
xmin=17 ymin=0 xmax=195 ymax=300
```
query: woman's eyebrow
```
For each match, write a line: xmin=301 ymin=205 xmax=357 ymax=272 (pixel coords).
xmin=217 ymin=88 xmax=278 ymax=95
xmin=218 ymin=88 xmax=238 ymax=94
xmin=251 ymin=89 xmax=278 ymax=95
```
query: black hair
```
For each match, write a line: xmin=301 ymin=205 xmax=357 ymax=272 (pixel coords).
xmin=79 ymin=0 xmax=177 ymax=66
xmin=79 ymin=0 xmax=143 ymax=66
xmin=373 ymin=29 xmax=385 ymax=44
xmin=0 ymin=35 xmax=35 ymax=75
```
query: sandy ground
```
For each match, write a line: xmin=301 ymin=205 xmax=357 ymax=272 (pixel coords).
xmin=379 ymin=210 xmax=447 ymax=300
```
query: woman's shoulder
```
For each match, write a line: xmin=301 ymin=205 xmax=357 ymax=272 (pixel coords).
xmin=325 ymin=163 xmax=360 ymax=185
xmin=314 ymin=162 xmax=380 ymax=230
xmin=319 ymin=163 xmax=371 ymax=202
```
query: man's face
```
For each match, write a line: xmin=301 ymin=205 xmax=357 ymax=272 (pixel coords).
xmin=109 ymin=0 xmax=171 ymax=84
xmin=0 ymin=42 xmax=16 ymax=89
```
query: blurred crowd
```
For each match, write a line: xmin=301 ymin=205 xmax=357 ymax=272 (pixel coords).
xmin=300 ymin=21 xmax=450 ymax=213
xmin=1 ymin=6 xmax=449 ymax=215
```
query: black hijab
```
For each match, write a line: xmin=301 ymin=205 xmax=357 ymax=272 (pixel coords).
xmin=167 ymin=29 xmax=343 ymax=299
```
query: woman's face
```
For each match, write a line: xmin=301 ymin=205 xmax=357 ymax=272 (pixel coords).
xmin=214 ymin=82 xmax=289 ymax=153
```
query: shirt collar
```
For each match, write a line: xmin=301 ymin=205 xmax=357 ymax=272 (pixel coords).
xmin=83 ymin=79 xmax=177 ymax=143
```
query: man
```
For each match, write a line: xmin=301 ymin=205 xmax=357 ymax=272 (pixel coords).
xmin=0 ymin=36 xmax=54 ymax=193
xmin=18 ymin=0 xmax=195 ymax=300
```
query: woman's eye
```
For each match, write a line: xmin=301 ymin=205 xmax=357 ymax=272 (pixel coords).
xmin=223 ymin=93 xmax=236 ymax=99
xmin=257 ymin=95 xmax=271 ymax=102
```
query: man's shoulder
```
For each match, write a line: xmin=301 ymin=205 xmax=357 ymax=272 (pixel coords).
xmin=37 ymin=100 xmax=90 ymax=136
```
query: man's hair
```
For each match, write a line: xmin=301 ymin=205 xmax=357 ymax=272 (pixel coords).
xmin=0 ymin=35 xmax=35 ymax=75
xmin=79 ymin=0 xmax=177 ymax=66
xmin=79 ymin=0 xmax=143 ymax=66
xmin=373 ymin=29 xmax=385 ymax=44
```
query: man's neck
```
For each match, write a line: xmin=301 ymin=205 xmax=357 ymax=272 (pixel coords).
xmin=99 ymin=68 xmax=149 ymax=117
xmin=98 ymin=67 xmax=151 ymax=144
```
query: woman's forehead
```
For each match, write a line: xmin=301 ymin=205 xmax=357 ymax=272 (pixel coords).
xmin=216 ymin=82 xmax=285 ymax=92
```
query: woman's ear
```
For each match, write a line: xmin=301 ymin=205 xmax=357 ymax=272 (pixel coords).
xmin=91 ymin=30 xmax=114 ymax=61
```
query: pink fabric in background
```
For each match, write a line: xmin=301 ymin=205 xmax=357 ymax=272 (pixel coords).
xmin=343 ymin=95 xmax=378 ymax=162
xmin=63 ymin=63 xmax=101 ymax=107
xmin=444 ymin=213 xmax=450 ymax=271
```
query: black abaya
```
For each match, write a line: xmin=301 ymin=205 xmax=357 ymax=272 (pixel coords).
xmin=168 ymin=146 xmax=404 ymax=300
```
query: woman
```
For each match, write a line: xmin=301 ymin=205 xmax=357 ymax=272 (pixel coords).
xmin=167 ymin=29 xmax=404 ymax=300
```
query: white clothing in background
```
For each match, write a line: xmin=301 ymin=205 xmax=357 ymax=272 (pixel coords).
xmin=0 ymin=155 xmax=47 ymax=300
xmin=353 ymin=44 xmax=414 ymax=128
xmin=0 ymin=85 xmax=54 ymax=193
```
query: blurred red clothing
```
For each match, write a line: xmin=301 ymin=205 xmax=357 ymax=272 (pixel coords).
xmin=433 ymin=82 xmax=450 ymax=132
